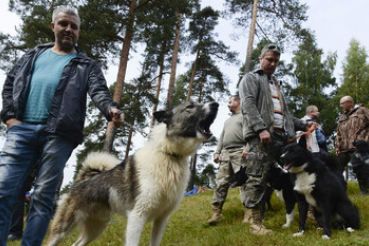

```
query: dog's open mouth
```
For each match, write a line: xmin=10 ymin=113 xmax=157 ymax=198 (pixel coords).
xmin=283 ymin=163 xmax=293 ymax=170
xmin=198 ymin=118 xmax=214 ymax=139
xmin=198 ymin=102 xmax=218 ymax=139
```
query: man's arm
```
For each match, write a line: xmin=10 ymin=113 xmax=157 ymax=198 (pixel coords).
xmin=214 ymin=128 xmax=225 ymax=163
xmin=87 ymin=61 xmax=124 ymax=126
xmin=239 ymin=73 xmax=267 ymax=134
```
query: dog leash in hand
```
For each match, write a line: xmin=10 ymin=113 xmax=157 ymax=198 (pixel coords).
xmin=288 ymin=124 xmax=319 ymax=150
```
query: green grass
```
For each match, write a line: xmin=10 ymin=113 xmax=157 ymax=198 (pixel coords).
xmin=8 ymin=181 xmax=369 ymax=245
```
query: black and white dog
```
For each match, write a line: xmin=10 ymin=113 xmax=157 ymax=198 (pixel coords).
xmin=351 ymin=140 xmax=369 ymax=193
xmin=229 ymin=165 xmax=296 ymax=228
xmin=46 ymin=102 xmax=219 ymax=246
xmin=281 ymin=137 xmax=360 ymax=239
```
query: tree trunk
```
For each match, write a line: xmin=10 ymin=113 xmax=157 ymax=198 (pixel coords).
xmin=150 ymin=43 xmax=167 ymax=128
xmin=187 ymin=153 xmax=197 ymax=190
xmin=243 ymin=0 xmax=259 ymax=74
xmin=166 ymin=11 xmax=181 ymax=111
xmin=186 ymin=48 xmax=200 ymax=102
xmin=103 ymin=0 xmax=137 ymax=152
xmin=125 ymin=125 xmax=134 ymax=159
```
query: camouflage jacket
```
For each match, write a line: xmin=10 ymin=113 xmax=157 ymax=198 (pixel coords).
xmin=335 ymin=105 xmax=369 ymax=153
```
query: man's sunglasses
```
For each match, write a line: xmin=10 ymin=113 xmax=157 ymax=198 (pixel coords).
xmin=266 ymin=44 xmax=281 ymax=52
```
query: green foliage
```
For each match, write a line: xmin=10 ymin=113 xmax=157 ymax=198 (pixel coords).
xmin=11 ymin=182 xmax=367 ymax=246
xmin=286 ymin=31 xmax=338 ymax=138
xmin=196 ymin=163 xmax=217 ymax=188
xmin=338 ymin=39 xmax=369 ymax=108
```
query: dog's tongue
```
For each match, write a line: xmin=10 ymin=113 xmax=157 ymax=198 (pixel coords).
xmin=283 ymin=163 xmax=292 ymax=170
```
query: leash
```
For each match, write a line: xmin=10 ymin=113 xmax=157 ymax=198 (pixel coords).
xmin=287 ymin=124 xmax=318 ymax=149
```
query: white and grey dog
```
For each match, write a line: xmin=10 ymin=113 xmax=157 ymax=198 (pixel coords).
xmin=46 ymin=101 xmax=219 ymax=246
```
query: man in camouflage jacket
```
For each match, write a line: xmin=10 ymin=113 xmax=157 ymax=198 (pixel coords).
xmin=335 ymin=95 xmax=369 ymax=194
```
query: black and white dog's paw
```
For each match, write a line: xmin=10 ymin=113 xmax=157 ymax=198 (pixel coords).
xmin=292 ymin=230 xmax=304 ymax=237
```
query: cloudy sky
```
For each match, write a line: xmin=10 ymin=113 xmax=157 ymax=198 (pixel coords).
xmin=0 ymin=0 xmax=368 ymax=186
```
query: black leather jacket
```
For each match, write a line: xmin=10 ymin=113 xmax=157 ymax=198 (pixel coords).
xmin=1 ymin=42 xmax=118 ymax=144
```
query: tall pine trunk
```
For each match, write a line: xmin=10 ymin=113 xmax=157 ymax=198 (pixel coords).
xmin=243 ymin=0 xmax=259 ymax=74
xmin=166 ymin=11 xmax=181 ymax=111
xmin=150 ymin=42 xmax=167 ymax=128
xmin=186 ymin=48 xmax=200 ymax=102
xmin=103 ymin=0 xmax=137 ymax=152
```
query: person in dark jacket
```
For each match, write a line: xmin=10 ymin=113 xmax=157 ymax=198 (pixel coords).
xmin=0 ymin=6 xmax=124 ymax=246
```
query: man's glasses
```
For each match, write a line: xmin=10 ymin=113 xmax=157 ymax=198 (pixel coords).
xmin=266 ymin=44 xmax=281 ymax=52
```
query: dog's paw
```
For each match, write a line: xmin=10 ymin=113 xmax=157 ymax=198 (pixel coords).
xmin=322 ymin=235 xmax=331 ymax=240
xmin=347 ymin=227 xmax=355 ymax=233
xmin=292 ymin=230 xmax=304 ymax=237
xmin=282 ymin=223 xmax=290 ymax=229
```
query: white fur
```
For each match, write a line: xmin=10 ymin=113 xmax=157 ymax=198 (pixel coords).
xmin=293 ymin=230 xmax=304 ymax=237
xmin=46 ymin=124 xmax=204 ymax=246
xmin=82 ymin=152 xmax=121 ymax=171
xmin=292 ymin=164 xmax=317 ymax=207
xmin=282 ymin=209 xmax=295 ymax=228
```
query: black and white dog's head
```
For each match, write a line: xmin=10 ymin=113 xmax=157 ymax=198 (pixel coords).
xmin=352 ymin=140 xmax=369 ymax=168
xmin=153 ymin=101 xmax=219 ymax=141
xmin=281 ymin=135 xmax=312 ymax=173
xmin=152 ymin=101 xmax=218 ymax=157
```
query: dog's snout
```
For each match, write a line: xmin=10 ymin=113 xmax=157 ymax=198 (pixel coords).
xmin=209 ymin=101 xmax=219 ymax=110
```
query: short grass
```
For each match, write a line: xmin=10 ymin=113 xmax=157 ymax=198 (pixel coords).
xmin=8 ymin=181 xmax=369 ymax=245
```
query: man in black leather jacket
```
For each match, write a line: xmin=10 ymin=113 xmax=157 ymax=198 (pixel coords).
xmin=0 ymin=6 xmax=123 ymax=246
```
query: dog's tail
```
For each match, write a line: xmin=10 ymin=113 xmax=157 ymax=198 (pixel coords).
xmin=75 ymin=152 xmax=121 ymax=181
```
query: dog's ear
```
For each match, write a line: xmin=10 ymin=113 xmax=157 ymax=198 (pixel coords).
xmin=153 ymin=110 xmax=172 ymax=124
xmin=298 ymin=135 xmax=307 ymax=149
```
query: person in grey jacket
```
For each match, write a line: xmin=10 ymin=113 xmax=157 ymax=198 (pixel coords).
xmin=239 ymin=43 xmax=314 ymax=236
xmin=0 ymin=6 xmax=123 ymax=246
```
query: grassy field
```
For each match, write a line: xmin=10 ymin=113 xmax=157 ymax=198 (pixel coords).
xmin=8 ymin=181 xmax=369 ymax=246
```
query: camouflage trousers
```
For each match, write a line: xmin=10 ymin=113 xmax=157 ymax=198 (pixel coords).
xmin=211 ymin=148 xmax=246 ymax=207
xmin=243 ymin=135 xmax=284 ymax=208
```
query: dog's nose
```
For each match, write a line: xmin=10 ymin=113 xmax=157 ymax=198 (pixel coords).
xmin=208 ymin=101 xmax=219 ymax=110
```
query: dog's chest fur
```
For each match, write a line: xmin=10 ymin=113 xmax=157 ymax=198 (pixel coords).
xmin=292 ymin=164 xmax=317 ymax=207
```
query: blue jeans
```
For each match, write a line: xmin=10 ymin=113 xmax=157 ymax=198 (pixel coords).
xmin=0 ymin=122 xmax=76 ymax=246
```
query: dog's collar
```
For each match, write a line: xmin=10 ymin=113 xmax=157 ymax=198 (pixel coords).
xmin=164 ymin=151 xmax=183 ymax=158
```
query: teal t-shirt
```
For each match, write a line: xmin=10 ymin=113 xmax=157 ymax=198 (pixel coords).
xmin=22 ymin=49 xmax=77 ymax=123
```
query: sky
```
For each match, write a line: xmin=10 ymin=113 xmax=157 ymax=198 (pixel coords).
xmin=0 ymin=0 xmax=369 ymax=187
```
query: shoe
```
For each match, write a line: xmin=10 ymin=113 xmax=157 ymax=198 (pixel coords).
xmin=7 ymin=234 xmax=22 ymax=241
xmin=247 ymin=207 xmax=273 ymax=236
xmin=208 ymin=204 xmax=224 ymax=225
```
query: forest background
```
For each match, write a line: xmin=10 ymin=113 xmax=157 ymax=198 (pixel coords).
xmin=0 ymin=0 xmax=369 ymax=190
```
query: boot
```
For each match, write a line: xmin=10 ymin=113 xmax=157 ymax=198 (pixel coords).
xmin=242 ymin=207 xmax=251 ymax=223
xmin=208 ymin=204 xmax=224 ymax=225
xmin=247 ymin=207 xmax=273 ymax=236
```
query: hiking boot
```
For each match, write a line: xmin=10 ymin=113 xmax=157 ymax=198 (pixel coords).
xmin=247 ymin=207 xmax=273 ymax=236
xmin=242 ymin=207 xmax=251 ymax=223
xmin=208 ymin=204 xmax=223 ymax=225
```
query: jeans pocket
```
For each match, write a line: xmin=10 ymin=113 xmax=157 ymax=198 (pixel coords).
xmin=7 ymin=121 xmax=23 ymax=132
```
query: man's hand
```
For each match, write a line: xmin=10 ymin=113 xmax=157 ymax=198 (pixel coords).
xmin=109 ymin=108 xmax=124 ymax=127
xmin=259 ymin=129 xmax=272 ymax=144
xmin=335 ymin=149 xmax=340 ymax=156
xmin=241 ymin=149 xmax=249 ymax=159
xmin=6 ymin=118 xmax=21 ymax=129
xmin=214 ymin=153 xmax=221 ymax=163
xmin=305 ymin=121 xmax=318 ymax=131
